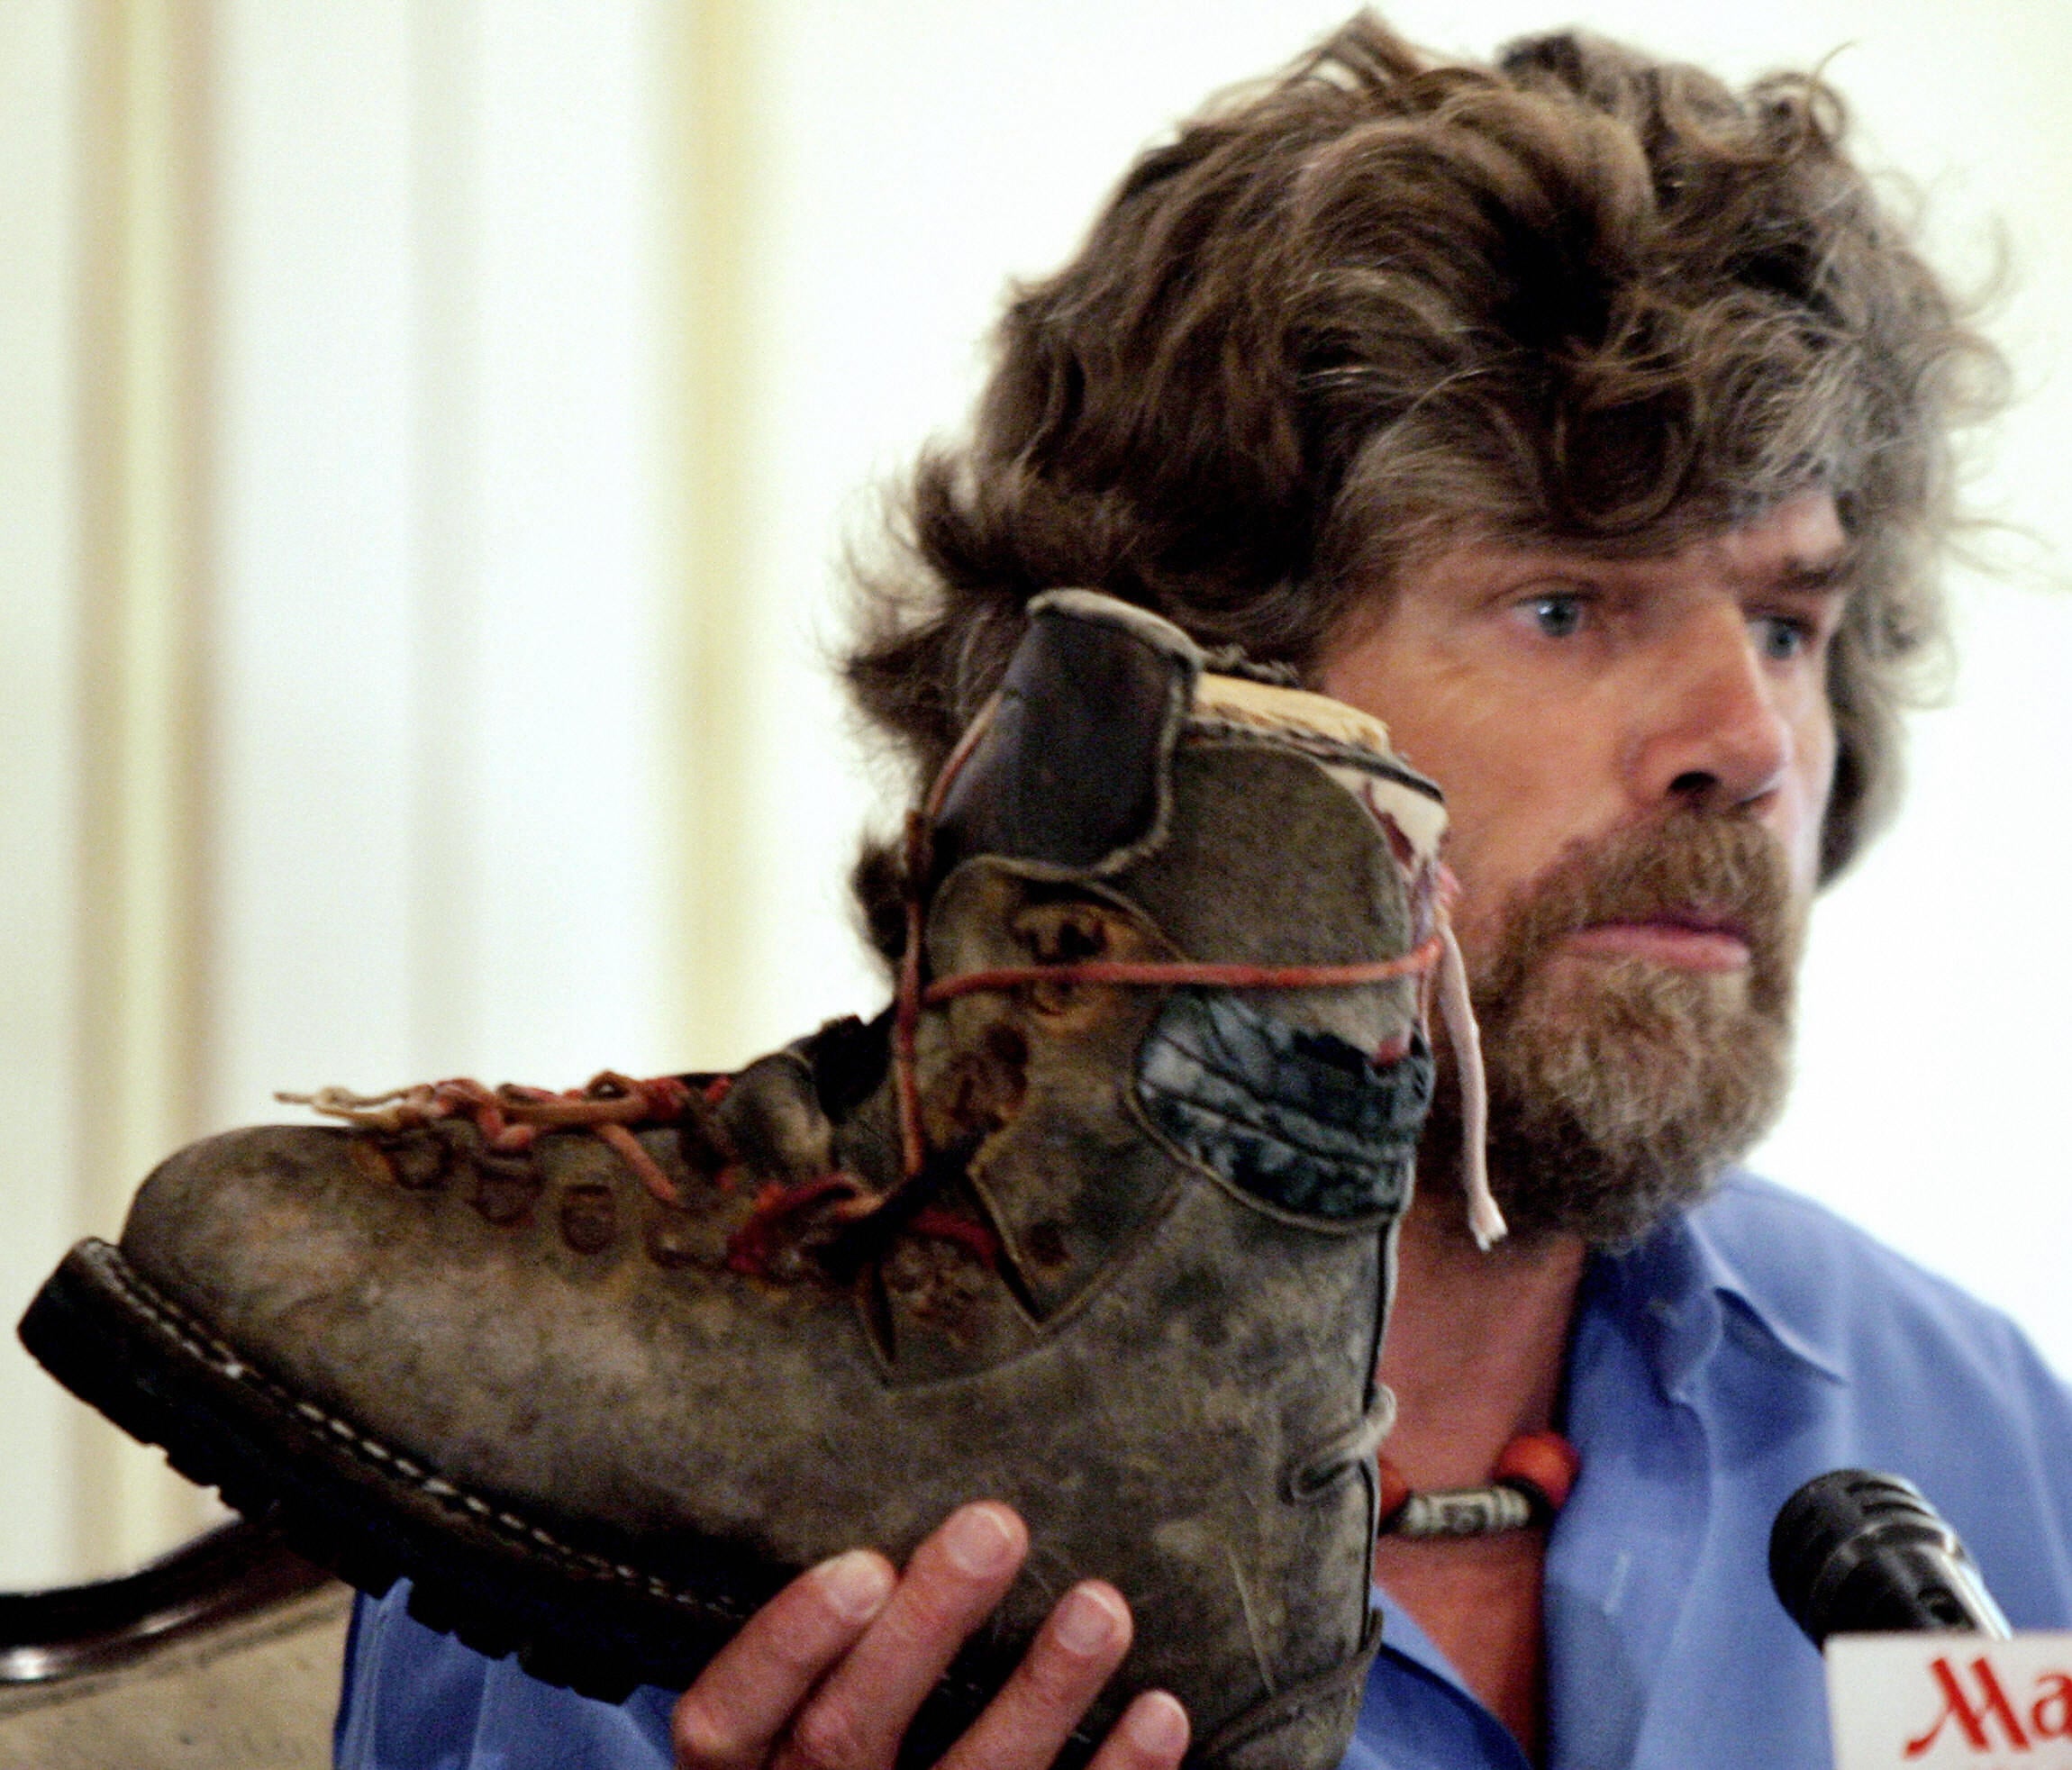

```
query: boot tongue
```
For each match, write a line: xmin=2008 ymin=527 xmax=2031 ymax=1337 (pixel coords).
xmin=1193 ymin=670 xmax=1397 ymax=753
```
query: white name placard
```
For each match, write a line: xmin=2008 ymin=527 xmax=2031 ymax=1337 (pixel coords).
xmin=1828 ymin=1635 xmax=2072 ymax=1767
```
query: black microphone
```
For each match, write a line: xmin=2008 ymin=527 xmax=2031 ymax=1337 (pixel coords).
xmin=1769 ymin=1469 xmax=2011 ymax=1647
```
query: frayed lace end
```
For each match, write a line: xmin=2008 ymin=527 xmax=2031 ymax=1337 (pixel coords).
xmin=1435 ymin=918 xmax=1504 ymax=1250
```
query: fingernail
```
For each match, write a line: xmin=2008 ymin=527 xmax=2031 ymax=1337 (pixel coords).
xmin=813 ymin=1549 xmax=894 ymax=1623
xmin=942 ymin=1502 xmax=1021 ymax=1577
xmin=1124 ymin=1692 xmax=1189 ymax=1756
xmin=1051 ymin=1584 xmax=1122 ymax=1656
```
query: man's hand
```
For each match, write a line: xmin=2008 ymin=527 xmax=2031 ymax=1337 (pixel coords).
xmin=671 ymin=1502 xmax=1191 ymax=1770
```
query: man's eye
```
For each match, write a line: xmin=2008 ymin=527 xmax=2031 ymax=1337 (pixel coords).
xmin=1528 ymin=595 xmax=1586 ymax=640
xmin=1755 ymin=615 xmax=1810 ymax=661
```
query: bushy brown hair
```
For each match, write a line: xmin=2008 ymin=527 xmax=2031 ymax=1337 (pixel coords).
xmin=844 ymin=12 xmax=2001 ymax=957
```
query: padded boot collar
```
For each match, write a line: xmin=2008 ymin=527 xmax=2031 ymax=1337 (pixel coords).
xmin=929 ymin=590 xmax=1445 ymax=895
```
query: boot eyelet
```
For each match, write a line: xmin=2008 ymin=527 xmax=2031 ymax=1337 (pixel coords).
xmin=559 ymin=1184 xmax=617 ymax=1254
xmin=471 ymin=1158 xmax=540 ymax=1226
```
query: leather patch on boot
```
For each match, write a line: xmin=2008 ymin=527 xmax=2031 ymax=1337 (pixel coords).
xmin=931 ymin=602 xmax=1193 ymax=882
xmin=1136 ymin=992 xmax=1431 ymax=1221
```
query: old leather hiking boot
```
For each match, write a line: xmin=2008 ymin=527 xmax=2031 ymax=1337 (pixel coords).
xmin=22 ymin=590 xmax=1485 ymax=1769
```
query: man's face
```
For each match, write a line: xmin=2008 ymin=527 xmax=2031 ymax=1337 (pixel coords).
xmin=1320 ymin=493 xmax=1850 ymax=1243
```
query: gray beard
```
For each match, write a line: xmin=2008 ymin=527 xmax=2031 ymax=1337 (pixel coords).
xmin=1423 ymin=810 xmax=1805 ymax=1248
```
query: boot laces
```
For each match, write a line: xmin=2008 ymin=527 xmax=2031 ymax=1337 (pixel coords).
xmin=283 ymin=1071 xmax=999 ymax=1277
xmin=284 ymin=685 xmax=1506 ymax=1255
xmin=279 ymin=1073 xmax=695 ymax=1208
xmin=893 ymin=691 xmax=1504 ymax=1248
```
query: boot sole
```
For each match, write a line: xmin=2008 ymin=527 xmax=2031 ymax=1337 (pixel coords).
xmin=20 ymin=1239 xmax=1044 ymax=1758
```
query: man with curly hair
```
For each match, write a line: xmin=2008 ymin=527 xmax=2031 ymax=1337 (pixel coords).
xmin=336 ymin=14 xmax=2072 ymax=1770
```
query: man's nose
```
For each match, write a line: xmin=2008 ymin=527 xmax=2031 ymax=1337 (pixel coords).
xmin=1628 ymin=610 xmax=1793 ymax=812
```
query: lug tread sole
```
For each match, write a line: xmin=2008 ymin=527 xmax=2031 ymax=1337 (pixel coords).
xmin=18 ymin=1240 xmax=1046 ymax=1762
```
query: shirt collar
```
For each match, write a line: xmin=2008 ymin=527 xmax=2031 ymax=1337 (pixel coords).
xmin=1591 ymin=1175 xmax=1846 ymax=1402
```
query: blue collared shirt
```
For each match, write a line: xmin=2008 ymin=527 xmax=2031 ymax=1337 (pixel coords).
xmin=335 ymin=1174 xmax=2072 ymax=1769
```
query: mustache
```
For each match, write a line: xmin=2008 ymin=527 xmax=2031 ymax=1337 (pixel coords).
xmin=1477 ymin=810 xmax=1804 ymax=1008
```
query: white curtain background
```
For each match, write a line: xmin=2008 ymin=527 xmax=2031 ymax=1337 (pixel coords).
xmin=1 ymin=0 xmax=2067 ymax=1588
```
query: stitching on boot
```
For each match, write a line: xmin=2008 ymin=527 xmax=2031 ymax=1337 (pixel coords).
xmin=91 ymin=1249 xmax=755 ymax=1622
xmin=86 ymin=1246 xmax=1097 ymax=1747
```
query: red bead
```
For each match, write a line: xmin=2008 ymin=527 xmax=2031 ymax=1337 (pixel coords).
xmin=1376 ymin=1456 xmax=1413 ymax=1527
xmin=1494 ymin=1430 xmax=1580 ymax=1514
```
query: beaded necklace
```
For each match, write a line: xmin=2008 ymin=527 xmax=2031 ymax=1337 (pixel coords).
xmin=1377 ymin=1430 xmax=1579 ymax=1539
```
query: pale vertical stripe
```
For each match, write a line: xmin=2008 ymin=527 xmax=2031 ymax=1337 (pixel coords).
xmin=408 ymin=0 xmax=483 ymax=1077
xmin=659 ymin=0 xmax=760 ymax=1070
xmin=0 ymin=0 xmax=86 ymax=1590
xmin=72 ymin=0 xmax=219 ymax=1572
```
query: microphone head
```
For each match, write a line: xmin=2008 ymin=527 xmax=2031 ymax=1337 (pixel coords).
xmin=1770 ymin=1469 xmax=2010 ymax=1648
